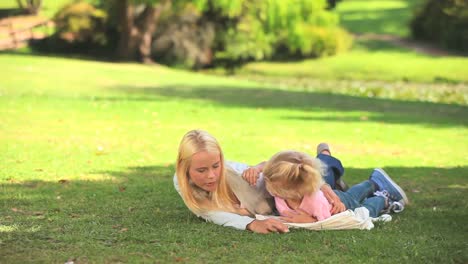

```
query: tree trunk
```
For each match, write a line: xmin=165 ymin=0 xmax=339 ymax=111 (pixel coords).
xmin=16 ymin=0 xmax=42 ymax=15
xmin=116 ymin=0 xmax=139 ymax=61
xmin=138 ymin=5 xmax=163 ymax=64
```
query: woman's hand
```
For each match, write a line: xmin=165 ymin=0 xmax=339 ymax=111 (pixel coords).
xmin=329 ymin=200 xmax=346 ymax=215
xmin=280 ymin=209 xmax=318 ymax=223
xmin=321 ymin=184 xmax=346 ymax=215
xmin=242 ymin=164 xmax=263 ymax=186
xmin=246 ymin=219 xmax=289 ymax=234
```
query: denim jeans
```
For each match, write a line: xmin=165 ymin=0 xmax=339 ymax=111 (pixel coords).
xmin=333 ymin=180 xmax=385 ymax=217
xmin=316 ymin=153 xmax=345 ymax=189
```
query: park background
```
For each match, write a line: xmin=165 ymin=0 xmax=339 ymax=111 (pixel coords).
xmin=0 ymin=0 xmax=467 ymax=263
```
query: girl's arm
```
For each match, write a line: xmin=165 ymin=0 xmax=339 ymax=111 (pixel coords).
xmin=241 ymin=161 xmax=266 ymax=186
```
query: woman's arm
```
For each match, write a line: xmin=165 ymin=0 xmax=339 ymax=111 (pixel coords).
xmin=321 ymin=184 xmax=346 ymax=215
xmin=203 ymin=211 xmax=288 ymax=233
xmin=174 ymin=173 xmax=287 ymax=233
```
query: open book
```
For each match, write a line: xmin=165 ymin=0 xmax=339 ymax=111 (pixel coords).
xmin=256 ymin=207 xmax=392 ymax=230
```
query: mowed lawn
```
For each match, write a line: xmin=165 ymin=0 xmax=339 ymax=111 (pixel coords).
xmin=238 ymin=0 xmax=468 ymax=96
xmin=0 ymin=53 xmax=467 ymax=263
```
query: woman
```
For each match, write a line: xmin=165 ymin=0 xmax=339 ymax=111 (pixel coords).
xmin=173 ymin=129 xmax=345 ymax=233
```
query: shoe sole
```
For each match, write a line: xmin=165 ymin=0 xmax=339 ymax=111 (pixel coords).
xmin=375 ymin=168 xmax=409 ymax=205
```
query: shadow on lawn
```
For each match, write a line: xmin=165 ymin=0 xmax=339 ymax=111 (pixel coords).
xmin=2 ymin=165 xmax=466 ymax=225
xmin=111 ymin=85 xmax=468 ymax=127
xmin=1 ymin=164 xmax=466 ymax=263
xmin=338 ymin=4 xmax=419 ymax=36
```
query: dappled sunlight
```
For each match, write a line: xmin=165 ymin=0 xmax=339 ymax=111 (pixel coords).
xmin=447 ymin=184 xmax=468 ymax=190
xmin=0 ymin=224 xmax=19 ymax=233
xmin=336 ymin=0 xmax=408 ymax=12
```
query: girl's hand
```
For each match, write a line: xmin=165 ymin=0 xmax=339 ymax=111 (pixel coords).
xmin=242 ymin=167 xmax=261 ymax=186
xmin=246 ymin=219 xmax=289 ymax=234
xmin=280 ymin=209 xmax=317 ymax=223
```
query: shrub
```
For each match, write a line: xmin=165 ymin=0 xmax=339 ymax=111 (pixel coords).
xmin=152 ymin=4 xmax=215 ymax=69
xmin=54 ymin=1 xmax=108 ymax=46
xmin=205 ymin=0 xmax=353 ymax=65
xmin=411 ymin=0 xmax=468 ymax=53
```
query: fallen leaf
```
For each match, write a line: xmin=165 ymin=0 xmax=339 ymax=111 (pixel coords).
xmin=119 ymin=228 xmax=128 ymax=233
xmin=119 ymin=186 xmax=126 ymax=192
xmin=58 ymin=179 xmax=69 ymax=184
xmin=69 ymin=213 xmax=80 ymax=218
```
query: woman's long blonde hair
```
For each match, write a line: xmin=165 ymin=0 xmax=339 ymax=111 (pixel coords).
xmin=176 ymin=130 xmax=238 ymax=214
xmin=263 ymin=150 xmax=325 ymax=200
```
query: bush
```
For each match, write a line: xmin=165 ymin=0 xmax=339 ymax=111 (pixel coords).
xmin=53 ymin=1 xmax=108 ymax=46
xmin=279 ymin=24 xmax=353 ymax=58
xmin=205 ymin=0 xmax=353 ymax=65
xmin=31 ymin=1 xmax=115 ymax=57
xmin=152 ymin=5 xmax=215 ymax=69
xmin=411 ymin=0 xmax=468 ymax=53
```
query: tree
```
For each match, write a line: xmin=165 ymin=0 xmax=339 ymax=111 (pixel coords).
xmin=114 ymin=0 xmax=168 ymax=62
xmin=16 ymin=0 xmax=42 ymax=15
xmin=110 ymin=0 xmax=237 ymax=63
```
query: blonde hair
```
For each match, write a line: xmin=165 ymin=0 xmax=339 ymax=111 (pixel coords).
xmin=263 ymin=150 xmax=325 ymax=200
xmin=176 ymin=130 xmax=238 ymax=214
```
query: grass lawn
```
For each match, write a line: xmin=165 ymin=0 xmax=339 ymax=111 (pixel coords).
xmin=335 ymin=0 xmax=425 ymax=37
xmin=0 ymin=0 xmax=71 ymax=18
xmin=235 ymin=0 xmax=468 ymax=104
xmin=0 ymin=53 xmax=467 ymax=263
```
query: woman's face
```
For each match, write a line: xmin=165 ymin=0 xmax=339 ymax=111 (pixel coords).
xmin=188 ymin=151 xmax=221 ymax=192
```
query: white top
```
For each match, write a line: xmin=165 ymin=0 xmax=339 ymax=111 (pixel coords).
xmin=173 ymin=161 xmax=265 ymax=230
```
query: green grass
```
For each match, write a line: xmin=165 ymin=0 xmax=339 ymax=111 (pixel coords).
xmin=235 ymin=0 xmax=468 ymax=103
xmin=335 ymin=0 xmax=425 ymax=37
xmin=0 ymin=0 xmax=78 ymax=18
xmin=1 ymin=54 xmax=467 ymax=263
xmin=242 ymin=39 xmax=468 ymax=84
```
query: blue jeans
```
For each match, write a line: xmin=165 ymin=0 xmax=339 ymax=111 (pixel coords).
xmin=333 ymin=180 xmax=385 ymax=217
xmin=316 ymin=153 xmax=345 ymax=189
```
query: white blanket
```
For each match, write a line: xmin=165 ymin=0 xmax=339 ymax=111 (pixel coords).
xmin=256 ymin=207 xmax=391 ymax=230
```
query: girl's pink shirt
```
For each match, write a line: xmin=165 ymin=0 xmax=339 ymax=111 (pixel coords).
xmin=275 ymin=190 xmax=332 ymax=221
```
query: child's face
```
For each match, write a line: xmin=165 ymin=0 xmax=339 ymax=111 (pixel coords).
xmin=188 ymin=151 xmax=221 ymax=192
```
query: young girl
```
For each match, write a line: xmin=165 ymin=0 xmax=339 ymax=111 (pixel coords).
xmin=263 ymin=150 xmax=408 ymax=223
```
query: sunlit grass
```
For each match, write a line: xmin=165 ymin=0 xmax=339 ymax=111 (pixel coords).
xmin=0 ymin=53 xmax=467 ymax=263
xmin=335 ymin=0 xmax=425 ymax=36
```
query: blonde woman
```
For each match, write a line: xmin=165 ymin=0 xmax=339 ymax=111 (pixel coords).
xmin=262 ymin=150 xmax=409 ymax=223
xmin=174 ymin=129 xmax=288 ymax=233
xmin=174 ymin=130 xmax=352 ymax=232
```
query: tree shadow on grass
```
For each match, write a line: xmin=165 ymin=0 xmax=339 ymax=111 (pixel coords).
xmin=338 ymin=6 xmax=416 ymax=36
xmin=111 ymin=85 xmax=468 ymax=127
xmin=1 ymin=164 xmax=467 ymax=262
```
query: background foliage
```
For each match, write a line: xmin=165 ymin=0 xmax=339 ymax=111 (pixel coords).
xmin=411 ymin=0 xmax=468 ymax=53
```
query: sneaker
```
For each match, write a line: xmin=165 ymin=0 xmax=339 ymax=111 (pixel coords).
xmin=316 ymin=143 xmax=331 ymax=156
xmin=388 ymin=201 xmax=405 ymax=213
xmin=374 ymin=190 xmax=406 ymax=213
xmin=369 ymin=168 xmax=409 ymax=205
xmin=335 ymin=178 xmax=349 ymax=191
